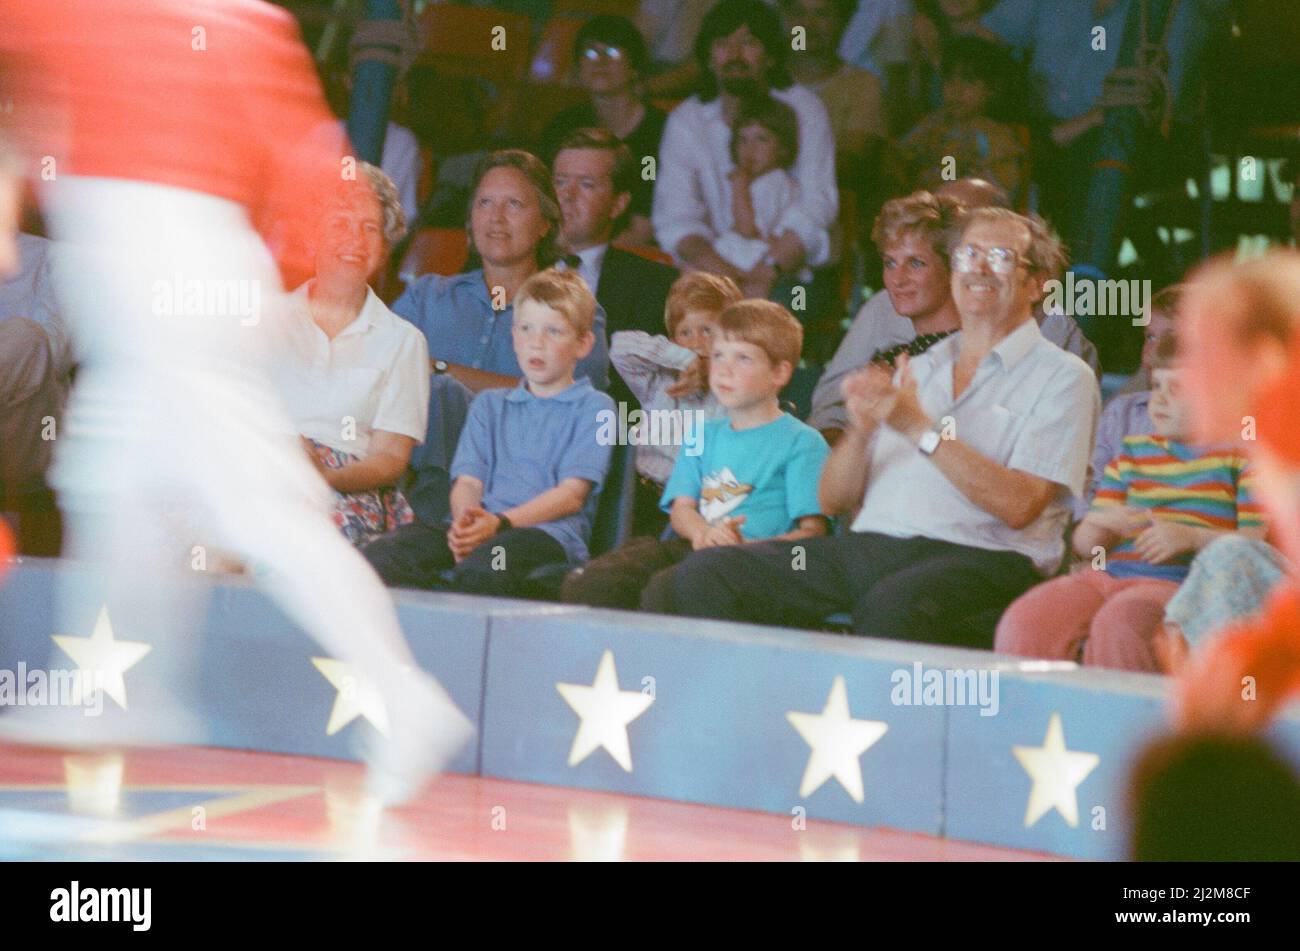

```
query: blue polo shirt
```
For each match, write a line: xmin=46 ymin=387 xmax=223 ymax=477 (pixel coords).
xmin=450 ymin=378 xmax=615 ymax=564
xmin=983 ymin=0 xmax=1227 ymax=123
xmin=393 ymin=269 xmax=610 ymax=390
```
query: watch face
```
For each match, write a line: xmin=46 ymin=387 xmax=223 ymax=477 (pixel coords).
xmin=919 ymin=430 xmax=941 ymax=454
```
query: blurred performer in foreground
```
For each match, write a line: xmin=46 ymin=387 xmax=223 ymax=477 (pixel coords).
xmin=0 ymin=0 xmax=472 ymax=804
xmin=1172 ymin=251 xmax=1300 ymax=732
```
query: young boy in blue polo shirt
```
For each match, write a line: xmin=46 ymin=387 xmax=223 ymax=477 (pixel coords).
xmin=362 ymin=268 xmax=614 ymax=596
xmin=561 ymin=299 xmax=830 ymax=609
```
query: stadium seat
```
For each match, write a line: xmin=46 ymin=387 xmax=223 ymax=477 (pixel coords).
xmin=399 ymin=227 xmax=470 ymax=284
xmin=553 ymin=0 xmax=640 ymax=17
xmin=822 ymin=606 xmax=1004 ymax=648
xmin=529 ymin=17 xmax=584 ymax=86
xmin=416 ymin=4 xmax=532 ymax=86
xmin=509 ymin=83 xmax=589 ymax=147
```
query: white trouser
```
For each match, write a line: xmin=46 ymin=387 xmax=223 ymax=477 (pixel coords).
xmin=43 ymin=177 xmax=433 ymax=714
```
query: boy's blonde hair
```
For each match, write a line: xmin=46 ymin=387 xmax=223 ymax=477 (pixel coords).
xmin=715 ymin=299 xmax=802 ymax=368
xmin=664 ymin=272 xmax=742 ymax=336
xmin=514 ymin=267 xmax=597 ymax=336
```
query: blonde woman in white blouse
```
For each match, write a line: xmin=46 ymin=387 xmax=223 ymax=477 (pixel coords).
xmin=275 ymin=163 xmax=430 ymax=545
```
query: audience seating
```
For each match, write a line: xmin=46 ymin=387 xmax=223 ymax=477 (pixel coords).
xmin=529 ymin=16 xmax=584 ymax=86
xmin=552 ymin=0 xmax=640 ymax=18
xmin=417 ymin=4 xmax=533 ymax=87
xmin=612 ymin=242 xmax=675 ymax=267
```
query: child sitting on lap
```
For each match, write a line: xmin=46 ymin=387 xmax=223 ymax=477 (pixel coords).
xmin=361 ymin=269 xmax=614 ymax=596
xmin=995 ymin=334 xmax=1267 ymax=672
xmin=714 ymin=95 xmax=805 ymax=278
xmin=562 ymin=300 xmax=830 ymax=610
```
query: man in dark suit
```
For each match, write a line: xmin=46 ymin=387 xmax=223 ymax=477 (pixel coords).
xmin=553 ymin=127 xmax=678 ymax=407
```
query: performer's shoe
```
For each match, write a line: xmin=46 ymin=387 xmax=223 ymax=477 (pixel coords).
xmin=364 ymin=670 xmax=474 ymax=808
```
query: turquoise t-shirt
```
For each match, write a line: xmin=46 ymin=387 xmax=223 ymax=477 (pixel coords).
xmin=660 ymin=413 xmax=829 ymax=540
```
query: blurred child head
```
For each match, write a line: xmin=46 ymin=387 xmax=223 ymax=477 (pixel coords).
xmin=1130 ymin=732 xmax=1300 ymax=861
xmin=1181 ymin=251 xmax=1300 ymax=445
xmin=664 ymin=272 xmax=743 ymax=356
xmin=940 ymin=36 xmax=1010 ymax=120
xmin=512 ymin=268 xmax=596 ymax=391
xmin=709 ymin=299 xmax=801 ymax=411
xmin=730 ymin=94 xmax=799 ymax=176
xmin=1147 ymin=332 xmax=1191 ymax=440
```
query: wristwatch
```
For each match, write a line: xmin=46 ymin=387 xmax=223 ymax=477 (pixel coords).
xmin=917 ymin=427 xmax=943 ymax=456
xmin=433 ymin=359 xmax=449 ymax=375
xmin=494 ymin=513 xmax=513 ymax=534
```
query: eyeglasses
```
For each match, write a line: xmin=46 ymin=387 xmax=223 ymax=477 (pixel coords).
xmin=952 ymin=243 xmax=1027 ymax=275
xmin=582 ymin=44 xmax=624 ymax=62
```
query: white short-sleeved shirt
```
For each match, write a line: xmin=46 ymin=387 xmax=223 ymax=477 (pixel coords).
xmin=851 ymin=318 xmax=1099 ymax=574
xmin=275 ymin=282 xmax=430 ymax=457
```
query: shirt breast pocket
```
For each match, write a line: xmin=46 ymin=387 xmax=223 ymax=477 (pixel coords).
xmin=966 ymin=403 xmax=1027 ymax=464
xmin=328 ymin=367 xmax=385 ymax=437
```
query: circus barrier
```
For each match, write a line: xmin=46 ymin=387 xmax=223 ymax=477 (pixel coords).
xmin=2 ymin=558 xmax=1298 ymax=860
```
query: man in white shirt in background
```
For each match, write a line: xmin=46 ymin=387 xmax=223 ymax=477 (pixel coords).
xmin=652 ymin=0 xmax=837 ymax=301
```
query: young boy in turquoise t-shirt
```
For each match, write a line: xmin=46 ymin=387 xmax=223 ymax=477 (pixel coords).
xmin=561 ymin=300 xmax=829 ymax=609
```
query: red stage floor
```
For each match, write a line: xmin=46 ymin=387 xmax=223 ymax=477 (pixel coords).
xmin=0 ymin=743 xmax=1061 ymax=861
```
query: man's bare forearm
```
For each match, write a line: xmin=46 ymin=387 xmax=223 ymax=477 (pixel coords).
xmin=926 ymin=437 xmax=1054 ymax=529
xmin=818 ymin=424 xmax=874 ymax=515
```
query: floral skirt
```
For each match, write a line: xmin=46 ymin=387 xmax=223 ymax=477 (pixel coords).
xmin=307 ymin=438 xmax=414 ymax=547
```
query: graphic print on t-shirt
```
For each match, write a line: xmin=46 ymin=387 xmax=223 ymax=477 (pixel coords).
xmin=698 ymin=467 xmax=753 ymax=523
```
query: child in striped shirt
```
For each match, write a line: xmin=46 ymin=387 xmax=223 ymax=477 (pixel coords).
xmin=995 ymin=334 xmax=1267 ymax=672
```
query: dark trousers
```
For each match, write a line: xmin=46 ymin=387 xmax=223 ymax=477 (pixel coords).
xmin=639 ymin=531 xmax=1042 ymax=648
xmin=361 ymin=521 xmax=566 ymax=597
xmin=561 ymin=535 xmax=693 ymax=610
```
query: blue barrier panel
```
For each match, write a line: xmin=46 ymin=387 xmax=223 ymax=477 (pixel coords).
xmin=0 ymin=562 xmax=491 ymax=775
xmin=481 ymin=607 xmax=954 ymax=834
xmin=0 ymin=558 xmax=60 ymax=673
xmin=199 ymin=583 xmax=491 ymax=773
xmin=945 ymin=664 xmax=1167 ymax=859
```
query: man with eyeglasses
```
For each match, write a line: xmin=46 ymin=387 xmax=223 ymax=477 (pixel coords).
xmin=537 ymin=15 xmax=666 ymax=247
xmin=643 ymin=207 xmax=1099 ymax=649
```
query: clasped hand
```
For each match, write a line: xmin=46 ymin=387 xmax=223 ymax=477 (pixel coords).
xmin=840 ymin=353 xmax=930 ymax=438
xmin=448 ymin=505 xmax=500 ymax=562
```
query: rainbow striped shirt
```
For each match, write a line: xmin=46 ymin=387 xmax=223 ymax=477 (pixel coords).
xmin=1092 ymin=435 xmax=1265 ymax=581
